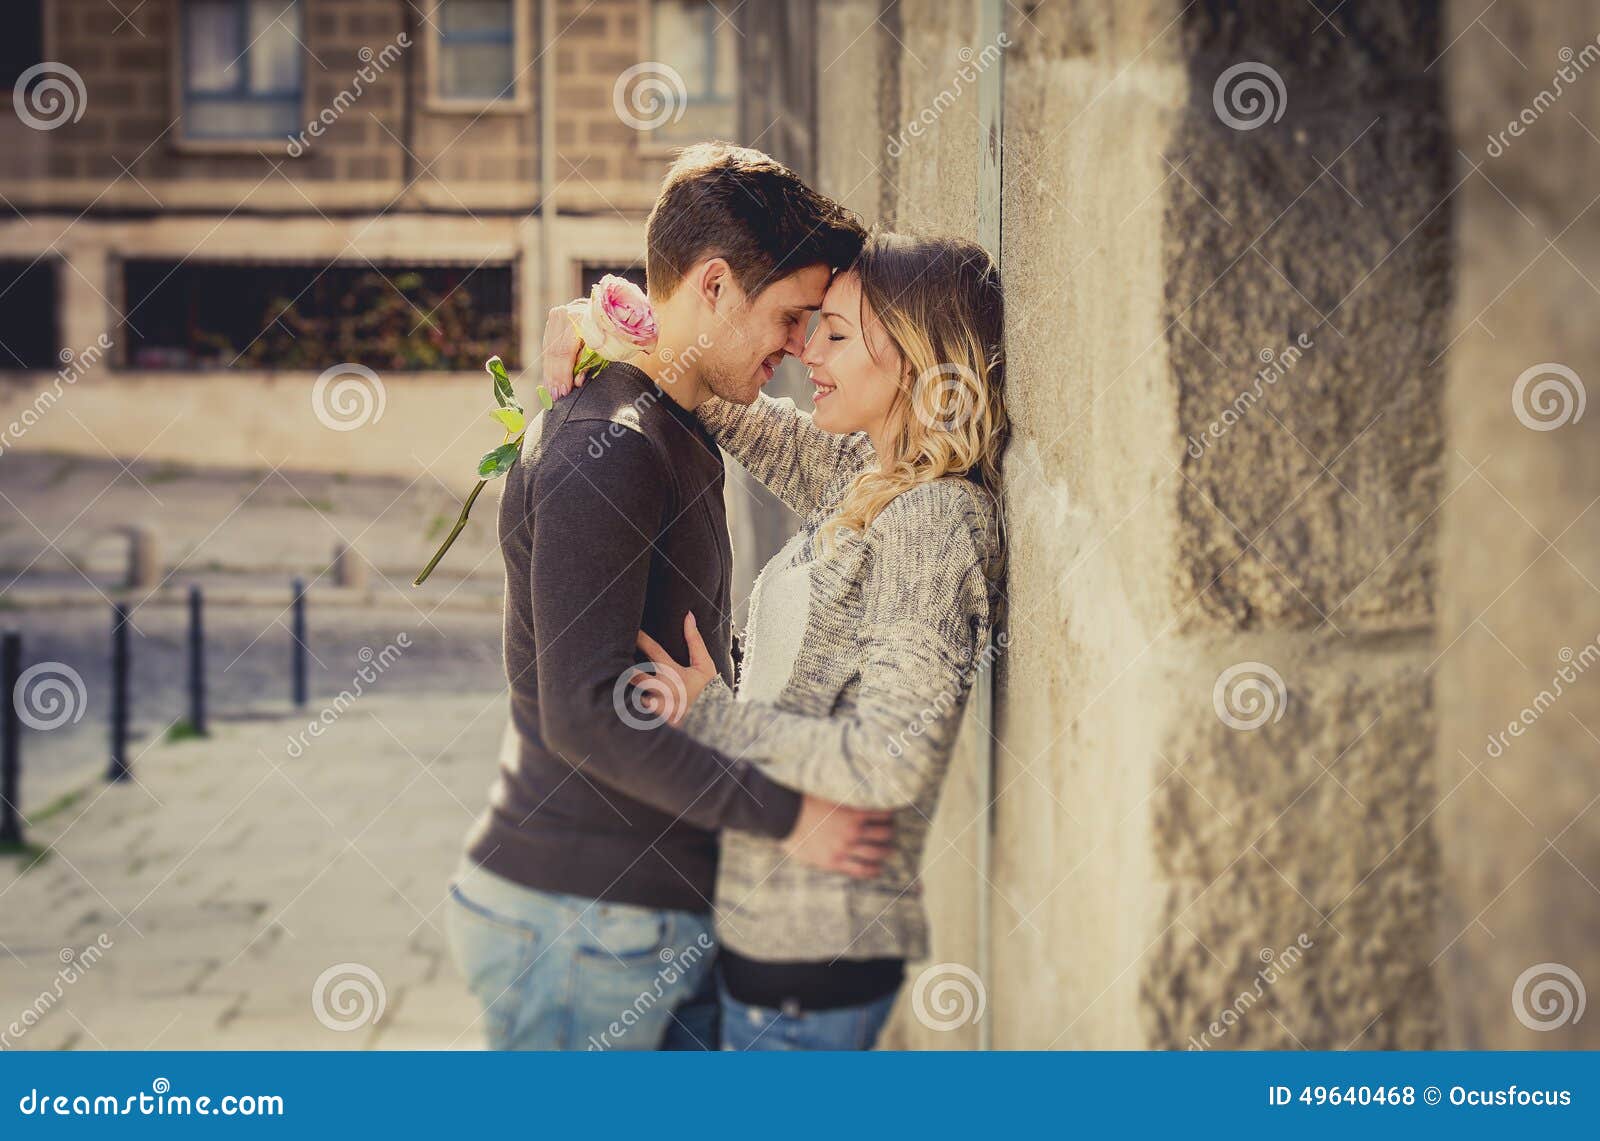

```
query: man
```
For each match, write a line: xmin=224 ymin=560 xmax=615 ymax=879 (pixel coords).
xmin=448 ymin=143 xmax=887 ymax=1051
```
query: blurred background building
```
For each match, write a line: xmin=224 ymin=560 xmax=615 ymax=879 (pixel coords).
xmin=1 ymin=0 xmax=1597 ymax=1053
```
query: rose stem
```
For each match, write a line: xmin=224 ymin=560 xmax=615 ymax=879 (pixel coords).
xmin=413 ymin=479 xmax=488 ymax=587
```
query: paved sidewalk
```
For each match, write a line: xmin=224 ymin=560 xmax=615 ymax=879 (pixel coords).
xmin=0 ymin=691 xmax=511 ymax=1050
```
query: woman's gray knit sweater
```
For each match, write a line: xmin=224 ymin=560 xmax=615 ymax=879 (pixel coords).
xmin=683 ymin=392 xmax=1002 ymax=963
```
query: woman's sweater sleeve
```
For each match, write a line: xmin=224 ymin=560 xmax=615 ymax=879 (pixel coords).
xmin=679 ymin=483 xmax=992 ymax=810
xmin=695 ymin=393 xmax=875 ymax=516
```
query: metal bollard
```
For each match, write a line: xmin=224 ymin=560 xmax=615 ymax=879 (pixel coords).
xmin=107 ymin=602 xmax=130 ymax=782
xmin=1 ymin=631 xmax=21 ymax=846
xmin=188 ymin=584 xmax=207 ymax=736
xmin=291 ymin=577 xmax=307 ymax=708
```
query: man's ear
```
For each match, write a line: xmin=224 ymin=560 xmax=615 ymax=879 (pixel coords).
xmin=692 ymin=257 xmax=732 ymax=310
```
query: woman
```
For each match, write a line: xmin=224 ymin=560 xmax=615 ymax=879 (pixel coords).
xmin=544 ymin=232 xmax=1006 ymax=1050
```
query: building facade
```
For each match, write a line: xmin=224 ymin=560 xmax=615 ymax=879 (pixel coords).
xmin=0 ymin=0 xmax=744 ymax=479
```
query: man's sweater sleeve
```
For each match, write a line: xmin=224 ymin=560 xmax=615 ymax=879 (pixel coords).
xmin=527 ymin=423 xmax=802 ymax=838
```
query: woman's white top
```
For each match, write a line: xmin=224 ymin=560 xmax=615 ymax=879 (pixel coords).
xmin=735 ymin=529 xmax=814 ymax=705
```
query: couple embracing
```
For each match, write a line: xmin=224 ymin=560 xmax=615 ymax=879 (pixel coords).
xmin=446 ymin=142 xmax=1006 ymax=1052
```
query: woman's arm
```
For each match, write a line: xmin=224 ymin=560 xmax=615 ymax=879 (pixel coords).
xmin=538 ymin=302 xmax=872 ymax=517
xmin=696 ymin=393 xmax=874 ymax=517
xmin=680 ymin=483 xmax=994 ymax=809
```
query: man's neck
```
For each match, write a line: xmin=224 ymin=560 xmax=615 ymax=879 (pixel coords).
xmin=632 ymin=342 xmax=709 ymax=411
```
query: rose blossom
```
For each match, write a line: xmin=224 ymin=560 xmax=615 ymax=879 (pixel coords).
xmin=576 ymin=275 xmax=657 ymax=362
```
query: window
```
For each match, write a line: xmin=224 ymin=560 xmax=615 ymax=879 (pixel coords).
xmin=181 ymin=0 xmax=303 ymax=141
xmin=578 ymin=262 xmax=647 ymax=296
xmin=650 ymin=0 xmax=737 ymax=143
xmin=0 ymin=1 xmax=44 ymax=89
xmin=0 ymin=259 xmax=60 ymax=372
xmin=120 ymin=261 xmax=516 ymax=371
xmin=436 ymin=0 xmax=516 ymax=103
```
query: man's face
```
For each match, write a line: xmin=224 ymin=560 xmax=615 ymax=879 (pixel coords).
xmin=697 ymin=263 xmax=832 ymax=405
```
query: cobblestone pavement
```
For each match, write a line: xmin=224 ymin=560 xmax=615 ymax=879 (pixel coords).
xmin=0 ymin=691 xmax=511 ymax=1050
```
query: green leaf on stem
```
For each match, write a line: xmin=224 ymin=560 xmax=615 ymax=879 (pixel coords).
xmin=478 ymin=439 xmax=522 ymax=479
xmin=490 ymin=407 xmax=525 ymax=434
xmin=486 ymin=355 xmax=521 ymax=413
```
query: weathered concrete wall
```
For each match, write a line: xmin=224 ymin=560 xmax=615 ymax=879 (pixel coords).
xmin=1435 ymin=0 xmax=1600 ymax=1048
xmin=820 ymin=0 xmax=1456 ymax=1048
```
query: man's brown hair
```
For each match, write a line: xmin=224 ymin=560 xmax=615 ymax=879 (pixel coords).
xmin=645 ymin=142 xmax=866 ymax=302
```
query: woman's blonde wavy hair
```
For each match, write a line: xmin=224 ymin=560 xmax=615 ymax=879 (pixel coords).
xmin=816 ymin=230 xmax=1008 ymax=556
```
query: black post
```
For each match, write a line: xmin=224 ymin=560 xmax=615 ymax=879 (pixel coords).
xmin=187 ymin=584 xmax=207 ymax=736
xmin=1 ymin=631 xmax=22 ymax=846
xmin=291 ymin=577 xmax=307 ymax=708
xmin=107 ymin=601 xmax=130 ymax=782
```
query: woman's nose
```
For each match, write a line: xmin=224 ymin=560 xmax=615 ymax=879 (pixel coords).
xmin=800 ymin=326 xmax=822 ymax=366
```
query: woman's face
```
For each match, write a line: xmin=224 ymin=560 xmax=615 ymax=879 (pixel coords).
xmin=800 ymin=271 xmax=903 ymax=439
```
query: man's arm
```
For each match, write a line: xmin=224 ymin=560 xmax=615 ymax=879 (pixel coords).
xmin=527 ymin=423 xmax=801 ymax=837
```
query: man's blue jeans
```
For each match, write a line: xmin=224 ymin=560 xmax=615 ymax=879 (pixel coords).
xmin=445 ymin=863 xmax=718 ymax=1050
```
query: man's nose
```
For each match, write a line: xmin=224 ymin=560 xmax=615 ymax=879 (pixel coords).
xmin=786 ymin=322 xmax=809 ymax=358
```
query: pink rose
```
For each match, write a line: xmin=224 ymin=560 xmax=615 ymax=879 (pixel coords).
xmin=576 ymin=275 xmax=657 ymax=362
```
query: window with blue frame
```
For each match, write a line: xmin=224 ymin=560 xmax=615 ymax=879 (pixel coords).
xmin=650 ymin=0 xmax=737 ymax=142
xmin=182 ymin=0 xmax=303 ymax=141
xmin=436 ymin=0 xmax=516 ymax=102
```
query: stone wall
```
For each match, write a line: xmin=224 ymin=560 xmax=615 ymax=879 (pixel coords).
xmin=818 ymin=0 xmax=1473 ymax=1049
xmin=1435 ymin=0 xmax=1600 ymax=1049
